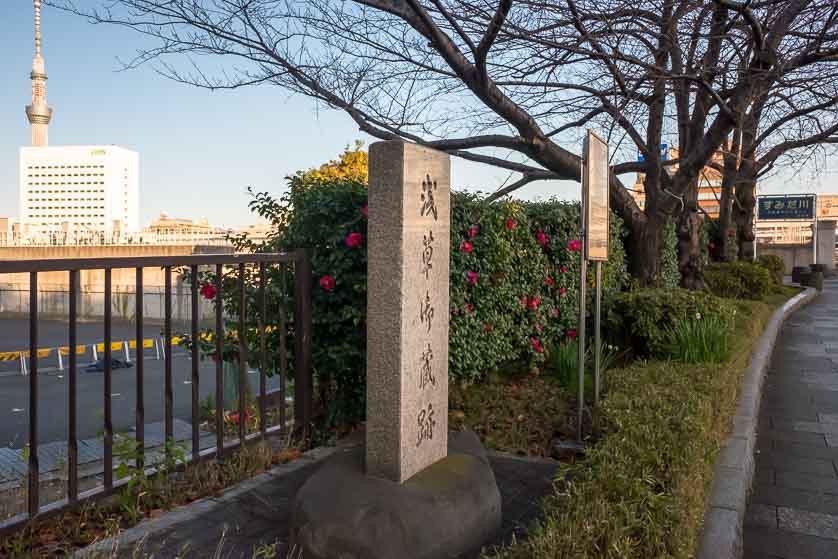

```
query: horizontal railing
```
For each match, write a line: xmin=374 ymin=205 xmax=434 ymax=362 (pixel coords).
xmin=0 ymin=250 xmax=313 ymax=535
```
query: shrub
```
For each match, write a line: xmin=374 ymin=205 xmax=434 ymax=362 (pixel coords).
xmin=662 ymin=314 xmax=733 ymax=363
xmin=487 ymin=299 xmax=777 ymax=559
xmin=757 ymin=254 xmax=785 ymax=284
xmin=231 ymin=147 xmax=628 ymax=423
xmin=605 ymin=288 xmax=733 ymax=357
xmin=705 ymin=262 xmax=773 ymax=300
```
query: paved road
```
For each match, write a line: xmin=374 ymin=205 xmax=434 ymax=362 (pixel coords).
xmin=0 ymin=318 xmax=282 ymax=449
xmin=744 ymin=279 xmax=838 ymax=558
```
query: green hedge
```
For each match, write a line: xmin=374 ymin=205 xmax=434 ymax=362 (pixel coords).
xmin=246 ymin=175 xmax=627 ymax=421
xmin=605 ymin=288 xmax=734 ymax=357
xmin=757 ymin=254 xmax=785 ymax=284
xmin=705 ymin=262 xmax=774 ymax=300
xmin=487 ymin=298 xmax=776 ymax=559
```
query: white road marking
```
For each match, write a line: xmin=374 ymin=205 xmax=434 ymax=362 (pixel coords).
xmin=11 ymin=408 xmax=24 ymax=413
xmin=111 ymin=393 xmax=121 ymax=398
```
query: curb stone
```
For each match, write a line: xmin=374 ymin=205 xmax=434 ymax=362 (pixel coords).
xmin=73 ymin=445 xmax=340 ymax=558
xmin=695 ymin=287 xmax=818 ymax=559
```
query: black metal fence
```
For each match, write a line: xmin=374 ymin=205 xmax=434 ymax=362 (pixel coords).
xmin=0 ymin=250 xmax=312 ymax=535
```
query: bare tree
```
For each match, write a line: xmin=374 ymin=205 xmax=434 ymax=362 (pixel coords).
xmin=714 ymin=65 xmax=838 ymax=259
xmin=53 ymin=0 xmax=838 ymax=286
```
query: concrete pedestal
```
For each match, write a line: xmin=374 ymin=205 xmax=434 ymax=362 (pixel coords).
xmin=291 ymin=431 xmax=502 ymax=559
xmin=816 ymin=220 xmax=836 ymax=275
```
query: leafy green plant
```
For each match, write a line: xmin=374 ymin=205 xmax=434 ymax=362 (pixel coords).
xmin=662 ymin=314 xmax=733 ymax=363
xmin=757 ymin=254 xmax=785 ymax=284
xmin=705 ymin=261 xmax=773 ymax=299
xmin=113 ymin=435 xmax=187 ymax=524
xmin=605 ymin=288 xmax=733 ymax=357
xmin=487 ymin=297 xmax=781 ymax=559
xmin=202 ymin=146 xmax=628 ymax=424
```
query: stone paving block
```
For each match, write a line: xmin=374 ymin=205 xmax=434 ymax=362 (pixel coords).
xmin=772 ymin=439 xmax=838 ymax=461
xmin=775 ymin=471 xmax=838 ymax=496
xmin=745 ymin=504 xmax=778 ymax=529
xmin=758 ymin=429 xmax=827 ymax=447
xmin=752 ymin=485 xmax=838 ymax=516
xmin=744 ymin=525 xmax=837 ymax=559
xmin=755 ymin=452 xmax=838 ymax=477
xmin=755 ymin=467 xmax=775 ymax=486
xmin=778 ymin=507 xmax=838 ymax=540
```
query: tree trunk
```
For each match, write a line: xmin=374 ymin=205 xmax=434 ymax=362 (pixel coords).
xmin=677 ymin=208 xmax=705 ymax=289
xmin=625 ymin=211 xmax=666 ymax=287
xmin=734 ymin=175 xmax=757 ymax=261
xmin=676 ymin=175 xmax=705 ymax=290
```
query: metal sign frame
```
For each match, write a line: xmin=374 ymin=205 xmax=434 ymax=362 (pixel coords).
xmin=584 ymin=130 xmax=610 ymax=262
xmin=577 ymin=130 xmax=610 ymax=443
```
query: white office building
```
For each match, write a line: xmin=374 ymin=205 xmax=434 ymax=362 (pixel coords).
xmin=19 ymin=146 xmax=139 ymax=237
xmin=17 ymin=1 xmax=140 ymax=240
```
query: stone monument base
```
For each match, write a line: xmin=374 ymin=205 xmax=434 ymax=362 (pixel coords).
xmin=291 ymin=431 xmax=502 ymax=559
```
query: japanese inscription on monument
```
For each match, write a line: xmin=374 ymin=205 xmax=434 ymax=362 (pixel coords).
xmin=367 ymin=141 xmax=450 ymax=483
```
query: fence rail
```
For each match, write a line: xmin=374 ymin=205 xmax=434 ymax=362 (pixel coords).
xmin=0 ymin=250 xmax=312 ymax=536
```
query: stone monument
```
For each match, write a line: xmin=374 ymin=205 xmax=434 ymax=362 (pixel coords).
xmin=366 ymin=141 xmax=450 ymax=482
xmin=291 ymin=141 xmax=501 ymax=559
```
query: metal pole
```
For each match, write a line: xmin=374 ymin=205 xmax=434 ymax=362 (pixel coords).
xmin=594 ymin=260 xmax=602 ymax=407
xmin=577 ymin=256 xmax=587 ymax=443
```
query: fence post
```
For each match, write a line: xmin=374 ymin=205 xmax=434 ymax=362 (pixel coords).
xmin=57 ymin=348 xmax=64 ymax=371
xmin=124 ymin=341 xmax=131 ymax=363
xmin=294 ymin=249 xmax=313 ymax=439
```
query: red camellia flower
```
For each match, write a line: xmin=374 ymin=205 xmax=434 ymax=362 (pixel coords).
xmin=345 ymin=232 xmax=364 ymax=248
xmin=559 ymin=287 xmax=567 ymax=296
xmin=467 ymin=271 xmax=479 ymax=285
xmin=536 ymin=229 xmax=549 ymax=247
xmin=559 ymin=266 xmax=569 ymax=273
xmin=506 ymin=218 xmax=516 ymax=230
xmin=567 ymin=239 xmax=582 ymax=252
xmin=527 ymin=297 xmax=540 ymax=310
xmin=567 ymin=329 xmax=578 ymax=339
xmin=319 ymin=275 xmax=336 ymax=292
xmin=484 ymin=323 xmax=493 ymax=333
xmin=464 ymin=304 xmax=474 ymax=314
xmin=461 ymin=241 xmax=473 ymax=253
xmin=361 ymin=204 xmax=368 ymax=218
xmin=468 ymin=225 xmax=479 ymax=238
xmin=200 ymin=283 xmax=217 ymax=301
xmin=545 ymin=276 xmax=554 ymax=286
xmin=531 ymin=338 xmax=544 ymax=353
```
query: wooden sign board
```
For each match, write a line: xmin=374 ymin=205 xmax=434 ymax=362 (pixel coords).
xmin=584 ymin=130 xmax=609 ymax=261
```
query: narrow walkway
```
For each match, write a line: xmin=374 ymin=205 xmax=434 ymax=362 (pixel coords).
xmin=744 ymin=278 xmax=838 ymax=559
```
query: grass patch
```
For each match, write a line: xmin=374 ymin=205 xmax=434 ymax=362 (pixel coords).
xmin=486 ymin=290 xmax=797 ymax=559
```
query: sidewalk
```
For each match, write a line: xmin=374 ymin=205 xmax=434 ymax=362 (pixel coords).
xmin=744 ymin=278 xmax=838 ymax=558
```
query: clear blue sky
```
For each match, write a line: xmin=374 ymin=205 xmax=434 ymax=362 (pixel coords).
xmin=1 ymin=2 xmax=834 ymax=228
